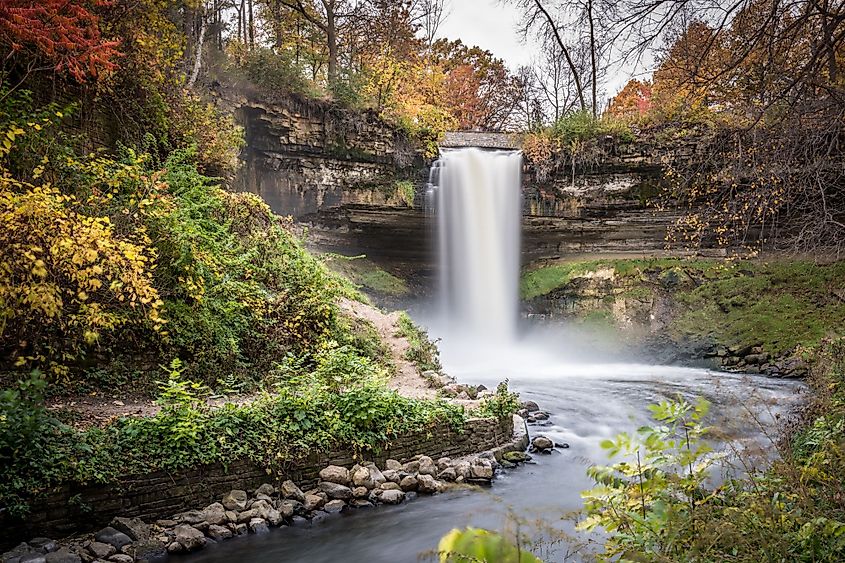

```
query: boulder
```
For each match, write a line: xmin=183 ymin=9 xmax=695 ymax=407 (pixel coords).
xmin=107 ymin=555 xmax=132 ymax=563
xmin=86 ymin=543 xmax=115 ymax=560
xmin=166 ymin=542 xmax=183 ymax=555
xmin=384 ymin=459 xmax=402 ymax=471
xmin=206 ymin=525 xmax=232 ymax=542
xmin=350 ymin=500 xmax=374 ymax=509
xmin=266 ymin=508 xmax=284 ymax=527
xmin=303 ymin=494 xmax=325 ymax=511
xmin=110 ymin=517 xmax=149 ymax=542
xmin=323 ymin=500 xmax=346 ymax=514
xmin=233 ymin=523 xmax=248 ymax=536
xmin=417 ymin=474 xmax=439 ymax=494
xmin=380 ymin=489 xmax=404 ymax=505
xmin=173 ymin=525 xmax=205 ymax=552
xmin=531 ymin=436 xmax=554 ymax=452
xmin=280 ymin=499 xmax=303 ymax=517
xmin=379 ymin=482 xmax=402 ymax=491
xmin=254 ymin=483 xmax=275 ymax=497
xmin=522 ymin=400 xmax=540 ymax=412
xmin=202 ymin=503 xmax=227 ymax=526
xmin=436 ymin=457 xmax=452 ymax=471
xmin=454 ymin=461 xmax=471 ymax=481
xmin=366 ymin=464 xmax=387 ymax=485
xmin=382 ymin=469 xmax=401 ymax=483
xmin=280 ymin=480 xmax=305 ymax=502
xmin=437 ymin=467 xmax=457 ymax=482
xmin=502 ymin=451 xmax=532 ymax=463
xmin=93 ymin=528 xmax=132 ymax=551
xmin=221 ymin=490 xmax=248 ymax=511
xmin=353 ymin=486 xmax=369 ymax=498
xmin=351 ymin=466 xmax=374 ymax=489
xmin=236 ymin=509 xmax=258 ymax=524
xmin=399 ymin=475 xmax=418 ymax=491
xmin=319 ymin=465 xmax=351 ymax=486
xmin=469 ymin=460 xmax=494 ymax=480
xmin=248 ymin=518 xmax=269 ymax=535
xmin=417 ymin=456 xmax=437 ymax=476
xmin=318 ymin=481 xmax=353 ymax=500
xmin=402 ymin=460 xmax=420 ymax=473
xmin=18 ymin=553 xmax=46 ymax=563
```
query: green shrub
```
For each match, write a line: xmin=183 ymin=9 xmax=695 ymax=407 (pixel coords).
xmin=396 ymin=312 xmax=442 ymax=373
xmin=474 ymin=381 xmax=521 ymax=420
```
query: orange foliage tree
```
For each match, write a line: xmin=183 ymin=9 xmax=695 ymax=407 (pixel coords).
xmin=0 ymin=0 xmax=120 ymax=86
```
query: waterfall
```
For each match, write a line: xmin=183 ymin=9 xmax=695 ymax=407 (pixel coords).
xmin=434 ymin=147 xmax=523 ymax=343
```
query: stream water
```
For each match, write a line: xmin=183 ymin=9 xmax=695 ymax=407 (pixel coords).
xmin=186 ymin=147 xmax=804 ymax=561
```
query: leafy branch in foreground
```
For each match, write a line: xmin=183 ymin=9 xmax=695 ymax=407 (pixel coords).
xmin=579 ymin=398 xmax=718 ymax=560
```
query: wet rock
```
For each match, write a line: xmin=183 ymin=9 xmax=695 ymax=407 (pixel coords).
xmin=319 ymin=481 xmax=353 ymax=500
xmin=533 ymin=412 xmax=549 ymax=420
xmin=44 ymin=550 xmax=80 ymax=563
xmin=555 ymin=442 xmax=570 ymax=449
xmin=233 ymin=524 xmax=248 ymax=536
xmin=384 ymin=459 xmax=402 ymax=471
xmin=417 ymin=474 xmax=439 ymax=494
xmin=399 ymin=475 xmax=418 ymax=491
xmin=3 ymin=541 xmax=34 ymax=562
xmin=522 ymin=400 xmax=540 ymax=412
xmin=531 ymin=436 xmax=554 ymax=452
xmin=380 ymin=489 xmax=404 ymax=504
xmin=291 ymin=516 xmax=310 ymax=528
xmin=350 ymin=499 xmax=374 ymax=509
xmin=248 ymin=518 xmax=269 ymax=535
xmin=437 ymin=467 xmax=457 ymax=482
xmin=454 ymin=461 xmax=471 ymax=481
xmin=280 ymin=480 xmax=305 ymax=502
xmin=404 ymin=492 xmax=418 ymax=502
xmin=173 ymin=525 xmax=205 ymax=552
xmin=502 ymin=451 xmax=532 ymax=463
xmin=310 ymin=512 xmax=328 ymax=525
xmin=303 ymin=494 xmax=325 ymax=511
xmin=206 ymin=525 xmax=232 ymax=542
xmin=93 ymin=529 xmax=131 ymax=551
xmin=107 ymin=555 xmax=132 ymax=563
xmin=221 ymin=490 xmax=248 ymax=511
xmin=436 ymin=457 xmax=452 ymax=471
xmin=19 ymin=554 xmax=46 ymax=563
xmin=280 ymin=499 xmax=304 ymax=517
xmin=323 ymin=500 xmax=346 ymax=514
xmin=500 ymin=460 xmax=516 ymax=469
xmin=379 ymin=482 xmax=402 ymax=491
xmin=87 ymin=543 xmax=115 ymax=560
xmin=319 ymin=465 xmax=351 ymax=486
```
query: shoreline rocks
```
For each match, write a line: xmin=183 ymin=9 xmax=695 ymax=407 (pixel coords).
xmin=3 ymin=414 xmax=533 ymax=563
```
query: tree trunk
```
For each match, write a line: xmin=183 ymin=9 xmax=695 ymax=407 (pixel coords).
xmin=587 ymin=0 xmax=598 ymax=117
xmin=326 ymin=9 xmax=338 ymax=86
xmin=533 ymin=0 xmax=587 ymax=112
xmin=187 ymin=16 xmax=207 ymax=88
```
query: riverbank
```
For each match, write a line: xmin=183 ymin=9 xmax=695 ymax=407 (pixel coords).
xmin=522 ymin=257 xmax=845 ymax=374
xmin=1 ymin=413 xmax=529 ymax=562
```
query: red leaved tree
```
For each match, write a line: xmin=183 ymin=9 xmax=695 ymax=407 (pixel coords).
xmin=0 ymin=0 xmax=120 ymax=89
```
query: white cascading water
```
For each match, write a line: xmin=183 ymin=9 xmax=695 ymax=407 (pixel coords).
xmin=434 ymin=147 xmax=523 ymax=344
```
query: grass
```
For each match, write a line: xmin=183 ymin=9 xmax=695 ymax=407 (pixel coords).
xmin=322 ymin=254 xmax=410 ymax=297
xmin=521 ymin=258 xmax=845 ymax=357
xmin=395 ymin=312 xmax=442 ymax=373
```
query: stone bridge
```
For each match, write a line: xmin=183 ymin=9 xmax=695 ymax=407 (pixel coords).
xmin=440 ymin=131 xmax=522 ymax=150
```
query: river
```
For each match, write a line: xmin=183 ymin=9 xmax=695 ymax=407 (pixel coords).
xmin=184 ymin=348 xmax=803 ymax=562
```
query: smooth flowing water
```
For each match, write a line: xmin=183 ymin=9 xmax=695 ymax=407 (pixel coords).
xmin=185 ymin=359 xmax=803 ymax=563
xmin=185 ymin=146 xmax=804 ymax=562
xmin=435 ymin=147 xmax=522 ymax=342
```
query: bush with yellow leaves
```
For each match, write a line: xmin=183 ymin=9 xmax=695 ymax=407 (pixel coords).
xmin=0 ymin=181 xmax=164 ymax=377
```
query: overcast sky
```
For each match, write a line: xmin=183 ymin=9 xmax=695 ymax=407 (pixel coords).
xmin=436 ymin=0 xmax=642 ymax=97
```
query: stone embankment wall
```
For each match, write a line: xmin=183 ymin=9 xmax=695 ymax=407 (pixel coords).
xmin=1 ymin=417 xmax=513 ymax=547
